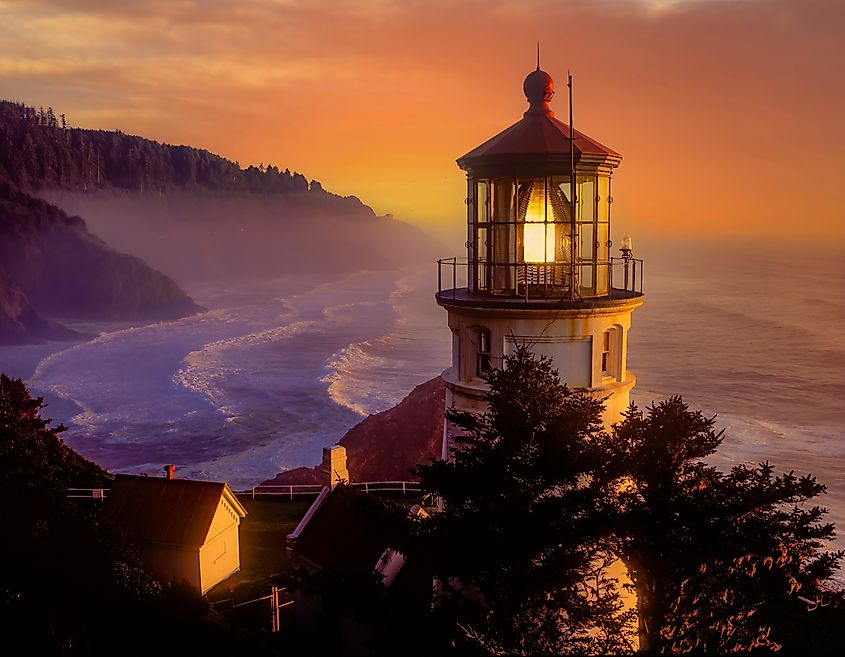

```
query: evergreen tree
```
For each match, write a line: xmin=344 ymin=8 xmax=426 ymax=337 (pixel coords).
xmin=413 ymin=347 xmax=636 ymax=655
xmin=0 ymin=375 xmax=251 ymax=655
xmin=0 ymin=99 xmax=332 ymax=199
xmin=413 ymin=349 xmax=844 ymax=655
xmin=596 ymin=398 xmax=843 ymax=653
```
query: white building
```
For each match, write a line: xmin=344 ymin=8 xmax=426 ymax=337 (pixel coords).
xmin=436 ymin=66 xmax=644 ymax=441
xmin=106 ymin=472 xmax=247 ymax=594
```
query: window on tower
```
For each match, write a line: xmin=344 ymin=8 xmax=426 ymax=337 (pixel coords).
xmin=601 ymin=330 xmax=611 ymax=377
xmin=475 ymin=327 xmax=492 ymax=378
xmin=599 ymin=325 xmax=623 ymax=381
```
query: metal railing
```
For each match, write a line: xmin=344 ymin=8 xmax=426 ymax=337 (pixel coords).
xmin=68 ymin=487 xmax=107 ymax=500
xmin=245 ymin=481 xmax=422 ymax=499
xmin=610 ymin=256 xmax=644 ymax=297
xmin=66 ymin=480 xmax=423 ymax=501
xmin=436 ymin=256 xmax=643 ymax=301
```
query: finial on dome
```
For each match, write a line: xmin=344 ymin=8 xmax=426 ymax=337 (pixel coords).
xmin=523 ymin=66 xmax=554 ymax=117
xmin=536 ymin=41 xmax=540 ymax=71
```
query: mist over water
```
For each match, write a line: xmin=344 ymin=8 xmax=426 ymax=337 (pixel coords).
xmin=628 ymin=237 xmax=845 ymax=552
xmin=0 ymin=236 xmax=843 ymax=552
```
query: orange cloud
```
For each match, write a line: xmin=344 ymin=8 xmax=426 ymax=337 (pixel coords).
xmin=0 ymin=0 xmax=843 ymax=240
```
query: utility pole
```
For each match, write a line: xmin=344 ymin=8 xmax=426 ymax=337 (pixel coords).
xmin=270 ymin=585 xmax=280 ymax=633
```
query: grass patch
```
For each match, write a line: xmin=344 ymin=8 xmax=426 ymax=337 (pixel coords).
xmin=206 ymin=492 xmax=427 ymax=603
xmin=206 ymin=497 xmax=313 ymax=602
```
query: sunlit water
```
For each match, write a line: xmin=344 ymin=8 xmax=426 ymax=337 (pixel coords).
xmin=1 ymin=237 xmax=843 ymax=556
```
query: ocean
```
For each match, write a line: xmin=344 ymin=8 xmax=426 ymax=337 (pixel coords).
xmin=1 ymin=237 xmax=843 ymax=549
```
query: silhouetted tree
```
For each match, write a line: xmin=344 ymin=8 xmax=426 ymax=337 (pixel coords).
xmin=597 ymin=398 xmax=843 ymax=653
xmin=0 ymin=375 xmax=244 ymax=655
xmin=414 ymin=348 xmax=844 ymax=655
xmin=413 ymin=347 xmax=636 ymax=655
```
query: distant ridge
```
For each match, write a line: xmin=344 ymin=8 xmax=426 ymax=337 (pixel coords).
xmin=0 ymin=99 xmax=442 ymax=283
xmin=0 ymin=99 xmax=442 ymax=343
xmin=0 ymin=99 xmax=371 ymax=212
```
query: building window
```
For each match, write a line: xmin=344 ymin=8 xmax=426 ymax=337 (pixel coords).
xmin=601 ymin=330 xmax=611 ymax=376
xmin=475 ymin=327 xmax=492 ymax=377
xmin=600 ymin=326 xmax=623 ymax=381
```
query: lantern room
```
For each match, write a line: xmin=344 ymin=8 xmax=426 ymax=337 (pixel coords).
xmin=445 ymin=67 xmax=636 ymax=301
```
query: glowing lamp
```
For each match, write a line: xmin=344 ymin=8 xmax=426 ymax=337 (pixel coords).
xmin=523 ymin=180 xmax=558 ymax=263
xmin=620 ymin=233 xmax=633 ymax=260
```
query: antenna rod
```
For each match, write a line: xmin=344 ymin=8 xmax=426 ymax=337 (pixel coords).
xmin=537 ymin=42 xmax=540 ymax=70
xmin=568 ymin=71 xmax=576 ymax=301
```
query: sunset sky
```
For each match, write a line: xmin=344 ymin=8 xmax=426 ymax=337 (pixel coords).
xmin=1 ymin=0 xmax=842 ymax=239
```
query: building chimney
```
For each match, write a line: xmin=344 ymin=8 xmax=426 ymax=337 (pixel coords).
xmin=321 ymin=445 xmax=349 ymax=488
xmin=164 ymin=464 xmax=176 ymax=480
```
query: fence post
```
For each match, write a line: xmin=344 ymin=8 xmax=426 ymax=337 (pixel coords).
xmin=402 ymin=481 xmax=406 ymax=495
xmin=270 ymin=586 xmax=279 ymax=633
xmin=252 ymin=487 xmax=255 ymax=501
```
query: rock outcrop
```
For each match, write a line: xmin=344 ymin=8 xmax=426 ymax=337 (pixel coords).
xmin=0 ymin=271 xmax=84 ymax=344
xmin=0 ymin=177 xmax=203 ymax=323
xmin=262 ymin=377 xmax=446 ymax=486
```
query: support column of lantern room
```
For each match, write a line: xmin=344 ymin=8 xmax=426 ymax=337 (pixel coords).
xmin=436 ymin=65 xmax=644 ymax=451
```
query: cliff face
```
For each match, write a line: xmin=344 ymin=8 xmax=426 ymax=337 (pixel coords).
xmin=0 ymin=178 xmax=203 ymax=322
xmin=0 ymin=271 xmax=83 ymax=344
xmin=263 ymin=377 xmax=446 ymax=486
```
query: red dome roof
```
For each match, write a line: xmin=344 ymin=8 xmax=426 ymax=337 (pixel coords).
xmin=457 ymin=69 xmax=620 ymax=175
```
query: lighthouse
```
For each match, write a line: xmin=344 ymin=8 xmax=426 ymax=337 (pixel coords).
xmin=436 ymin=66 xmax=644 ymax=448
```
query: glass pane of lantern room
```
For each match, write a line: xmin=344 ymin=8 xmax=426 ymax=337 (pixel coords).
xmin=471 ymin=178 xmax=489 ymax=292
xmin=580 ymin=220 xmax=594 ymax=291
xmin=596 ymin=176 xmax=610 ymax=295
xmin=491 ymin=178 xmax=515 ymax=293
xmin=476 ymin=226 xmax=489 ymax=291
xmin=550 ymin=176 xmax=574 ymax=292
xmin=577 ymin=177 xmax=596 ymax=295
xmin=476 ymin=179 xmax=490 ymax=223
xmin=578 ymin=178 xmax=595 ymax=224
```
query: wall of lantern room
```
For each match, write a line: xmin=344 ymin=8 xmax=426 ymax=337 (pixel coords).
xmin=467 ymin=168 xmax=613 ymax=299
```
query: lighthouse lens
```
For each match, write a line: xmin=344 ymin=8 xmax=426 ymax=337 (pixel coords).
xmin=524 ymin=180 xmax=556 ymax=263
xmin=524 ymin=224 xmax=553 ymax=262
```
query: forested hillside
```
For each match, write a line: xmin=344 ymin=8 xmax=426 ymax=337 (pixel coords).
xmin=0 ymin=99 xmax=440 ymax=341
xmin=0 ymin=270 xmax=84 ymax=344
xmin=0 ymin=176 xmax=202 ymax=329
xmin=0 ymin=100 xmax=364 ymax=211
xmin=0 ymin=100 xmax=440 ymax=283
xmin=1 ymin=101 xmax=303 ymax=193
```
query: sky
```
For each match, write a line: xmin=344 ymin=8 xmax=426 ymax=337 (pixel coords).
xmin=0 ymin=0 xmax=843 ymax=239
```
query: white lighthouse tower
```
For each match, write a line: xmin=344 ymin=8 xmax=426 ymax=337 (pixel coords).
xmin=436 ymin=66 xmax=644 ymax=445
